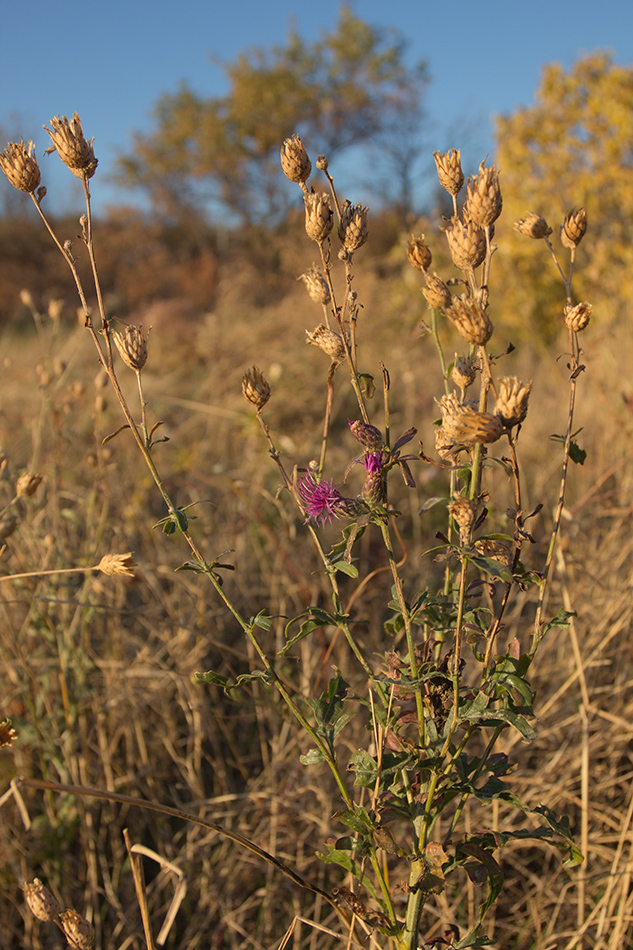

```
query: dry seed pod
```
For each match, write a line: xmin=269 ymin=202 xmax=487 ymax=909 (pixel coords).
xmin=113 ymin=325 xmax=148 ymax=371
xmin=242 ymin=365 xmax=271 ymax=410
xmin=433 ymin=149 xmax=464 ymax=196
xmin=439 ymin=393 xmax=504 ymax=445
xmin=564 ymin=301 xmax=592 ymax=332
xmin=495 ymin=377 xmax=532 ymax=427
xmin=59 ymin=909 xmax=95 ymax=949
xmin=280 ymin=134 xmax=311 ymax=183
xmin=0 ymin=718 xmax=17 ymax=748
xmin=97 ymin=552 xmax=137 ymax=577
xmin=304 ymin=192 xmax=333 ymax=243
xmin=444 ymin=217 xmax=487 ymax=270
xmin=16 ymin=471 xmax=43 ymax=498
xmin=514 ymin=212 xmax=552 ymax=239
xmin=298 ymin=265 xmax=330 ymax=305
xmin=464 ymin=161 xmax=502 ymax=229
xmin=306 ymin=324 xmax=347 ymax=362
xmin=561 ymin=207 xmax=587 ymax=249
xmin=406 ymin=234 xmax=432 ymax=270
xmin=338 ymin=200 xmax=369 ymax=252
xmin=23 ymin=879 xmax=61 ymax=921
xmin=449 ymin=496 xmax=477 ymax=542
xmin=474 ymin=538 xmax=512 ymax=567
xmin=445 ymin=294 xmax=493 ymax=346
xmin=422 ymin=272 xmax=452 ymax=311
xmin=451 ymin=355 xmax=478 ymax=394
xmin=43 ymin=113 xmax=98 ymax=179
xmin=0 ymin=140 xmax=41 ymax=193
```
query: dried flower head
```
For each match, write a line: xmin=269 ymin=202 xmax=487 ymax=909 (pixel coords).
xmin=464 ymin=161 xmax=502 ymax=229
xmin=59 ymin=909 xmax=95 ymax=949
xmin=451 ymin=355 xmax=478 ymax=394
xmin=349 ymin=419 xmax=383 ymax=449
xmin=338 ymin=200 xmax=369 ymax=252
xmin=444 ymin=217 xmax=487 ymax=270
xmin=422 ymin=272 xmax=452 ymax=311
xmin=561 ymin=207 xmax=587 ymax=249
xmin=298 ymin=265 xmax=330 ymax=305
xmin=97 ymin=552 xmax=137 ymax=577
xmin=433 ymin=149 xmax=464 ymax=196
xmin=23 ymin=879 xmax=61 ymax=921
xmin=564 ymin=301 xmax=592 ymax=332
xmin=16 ymin=471 xmax=43 ymax=498
xmin=514 ymin=212 xmax=552 ymax=240
xmin=495 ymin=377 xmax=532 ymax=427
xmin=445 ymin=294 xmax=493 ymax=346
xmin=280 ymin=134 xmax=311 ymax=183
xmin=43 ymin=114 xmax=98 ymax=179
xmin=304 ymin=192 xmax=333 ymax=243
xmin=113 ymin=325 xmax=148 ymax=371
xmin=439 ymin=393 xmax=504 ymax=446
xmin=242 ymin=365 xmax=271 ymax=410
xmin=0 ymin=140 xmax=41 ymax=193
xmin=474 ymin=538 xmax=513 ymax=568
xmin=406 ymin=234 xmax=432 ymax=271
xmin=306 ymin=324 xmax=347 ymax=362
xmin=0 ymin=718 xmax=17 ymax=748
xmin=449 ymin=496 xmax=477 ymax=542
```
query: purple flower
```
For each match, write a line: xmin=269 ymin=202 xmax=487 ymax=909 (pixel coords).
xmin=297 ymin=473 xmax=345 ymax=527
xmin=363 ymin=448 xmax=385 ymax=475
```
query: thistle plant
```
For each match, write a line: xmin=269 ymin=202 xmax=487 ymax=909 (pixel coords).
xmin=0 ymin=120 xmax=589 ymax=949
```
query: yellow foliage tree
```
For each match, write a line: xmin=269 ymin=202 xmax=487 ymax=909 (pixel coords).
xmin=494 ymin=51 xmax=633 ymax=336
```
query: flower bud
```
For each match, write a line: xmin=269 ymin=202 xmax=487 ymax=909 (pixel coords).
xmin=306 ymin=324 xmax=347 ymax=362
xmin=494 ymin=377 xmax=532 ymax=427
xmin=406 ymin=234 xmax=432 ymax=270
xmin=561 ymin=208 xmax=587 ymax=249
xmin=338 ymin=200 xmax=369 ymax=252
xmin=445 ymin=294 xmax=493 ymax=346
xmin=349 ymin=420 xmax=383 ymax=449
xmin=43 ymin=113 xmax=98 ymax=179
xmin=444 ymin=217 xmax=487 ymax=270
xmin=242 ymin=365 xmax=271 ymax=410
xmin=422 ymin=272 xmax=452 ymax=311
xmin=298 ymin=265 xmax=330 ymax=305
xmin=0 ymin=140 xmax=41 ymax=193
xmin=23 ymin=879 xmax=61 ymax=921
xmin=433 ymin=149 xmax=464 ymax=196
xmin=564 ymin=301 xmax=592 ymax=332
xmin=280 ymin=134 xmax=311 ymax=183
xmin=112 ymin=324 xmax=148 ymax=371
xmin=514 ymin=212 xmax=552 ymax=239
xmin=304 ymin=192 xmax=333 ymax=243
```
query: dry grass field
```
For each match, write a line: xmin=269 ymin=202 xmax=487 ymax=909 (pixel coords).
xmin=1 ymin=134 xmax=633 ymax=950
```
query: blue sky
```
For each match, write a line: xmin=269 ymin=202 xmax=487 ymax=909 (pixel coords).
xmin=1 ymin=0 xmax=631 ymax=215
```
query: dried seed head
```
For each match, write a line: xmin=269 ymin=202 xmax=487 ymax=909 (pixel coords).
xmin=349 ymin=419 xmax=383 ymax=449
xmin=561 ymin=207 xmax=587 ymax=249
xmin=514 ymin=212 xmax=552 ymax=239
xmin=474 ymin=538 xmax=512 ymax=567
xmin=304 ymin=192 xmax=333 ymax=243
xmin=433 ymin=149 xmax=464 ymax=196
xmin=43 ymin=113 xmax=98 ymax=179
xmin=406 ymin=234 xmax=432 ymax=271
xmin=0 ymin=718 xmax=17 ymax=748
xmin=23 ymin=879 xmax=61 ymax=921
xmin=449 ymin=496 xmax=477 ymax=542
xmin=495 ymin=377 xmax=532 ymax=427
xmin=338 ymin=200 xmax=369 ymax=252
xmin=439 ymin=393 xmax=504 ymax=446
xmin=306 ymin=324 xmax=347 ymax=362
xmin=445 ymin=294 xmax=493 ymax=346
xmin=422 ymin=272 xmax=452 ymax=311
xmin=97 ymin=552 xmax=137 ymax=577
xmin=280 ymin=134 xmax=311 ymax=183
xmin=242 ymin=365 xmax=271 ymax=410
xmin=564 ymin=301 xmax=592 ymax=332
xmin=451 ymin=355 xmax=478 ymax=393
xmin=0 ymin=140 xmax=41 ymax=193
xmin=16 ymin=471 xmax=43 ymax=498
xmin=298 ymin=265 xmax=330 ymax=305
xmin=316 ymin=154 xmax=329 ymax=171
xmin=59 ymin=909 xmax=95 ymax=949
xmin=112 ymin=325 xmax=148 ymax=371
xmin=444 ymin=217 xmax=487 ymax=270
xmin=464 ymin=161 xmax=502 ymax=229
xmin=0 ymin=514 xmax=18 ymax=540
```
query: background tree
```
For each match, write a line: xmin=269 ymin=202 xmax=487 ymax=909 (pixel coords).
xmin=494 ymin=51 xmax=633 ymax=336
xmin=115 ymin=6 xmax=428 ymax=224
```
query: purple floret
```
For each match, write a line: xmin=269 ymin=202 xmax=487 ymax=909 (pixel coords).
xmin=297 ymin=473 xmax=344 ymax=527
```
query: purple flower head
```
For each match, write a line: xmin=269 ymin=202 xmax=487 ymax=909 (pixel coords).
xmin=363 ymin=448 xmax=385 ymax=476
xmin=297 ymin=472 xmax=345 ymax=527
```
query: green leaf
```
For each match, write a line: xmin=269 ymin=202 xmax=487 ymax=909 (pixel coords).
xmin=227 ymin=670 xmax=273 ymax=691
xmin=194 ymin=670 xmax=229 ymax=688
xmin=348 ymin=749 xmax=377 ymax=788
xmin=300 ymin=747 xmax=327 ymax=765
xmin=330 ymin=559 xmax=359 ymax=578
xmin=569 ymin=438 xmax=587 ymax=465
xmin=541 ymin=608 xmax=576 ymax=637
xmin=467 ymin=553 xmax=514 ymax=584
xmin=533 ymin=805 xmax=584 ymax=868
